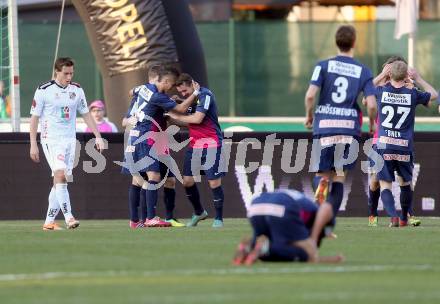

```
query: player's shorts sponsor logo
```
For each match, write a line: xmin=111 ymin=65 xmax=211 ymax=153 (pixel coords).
xmin=383 ymin=154 xmax=410 ymax=162
xmin=320 ymin=135 xmax=354 ymax=146
xmin=328 ymin=60 xmax=362 ymax=78
xmin=129 ymin=130 xmax=140 ymax=137
xmin=381 ymin=92 xmax=411 ymax=106
xmin=379 ymin=136 xmax=409 ymax=147
xmin=247 ymin=203 xmax=286 ymax=218
xmin=319 ymin=119 xmax=355 ymax=129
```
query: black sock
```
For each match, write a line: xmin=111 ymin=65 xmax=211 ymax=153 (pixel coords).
xmin=211 ymin=186 xmax=224 ymax=221
xmin=185 ymin=184 xmax=203 ymax=215
xmin=146 ymin=181 xmax=159 ymax=220
xmin=128 ymin=184 xmax=141 ymax=222
xmin=164 ymin=187 xmax=176 ymax=220
xmin=368 ymin=187 xmax=380 ymax=217
xmin=400 ymin=185 xmax=412 ymax=221
xmin=381 ymin=189 xmax=398 ymax=218
xmin=140 ymin=188 xmax=146 ymax=221
xmin=328 ymin=182 xmax=344 ymax=216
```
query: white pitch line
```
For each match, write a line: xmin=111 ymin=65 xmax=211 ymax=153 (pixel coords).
xmin=0 ymin=264 xmax=434 ymax=282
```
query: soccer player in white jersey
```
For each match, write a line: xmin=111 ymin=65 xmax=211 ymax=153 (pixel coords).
xmin=29 ymin=57 xmax=104 ymax=230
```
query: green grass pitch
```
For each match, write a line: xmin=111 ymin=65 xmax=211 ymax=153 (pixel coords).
xmin=1 ymin=218 xmax=439 ymax=304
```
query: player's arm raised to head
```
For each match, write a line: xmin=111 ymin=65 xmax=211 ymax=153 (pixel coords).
xmin=172 ymin=81 xmax=201 ymax=114
xmin=411 ymin=69 xmax=439 ymax=105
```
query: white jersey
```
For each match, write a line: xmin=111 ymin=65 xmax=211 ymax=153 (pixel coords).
xmin=30 ymin=80 xmax=88 ymax=142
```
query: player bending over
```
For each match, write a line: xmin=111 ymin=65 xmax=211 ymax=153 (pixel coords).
xmin=232 ymin=189 xmax=344 ymax=265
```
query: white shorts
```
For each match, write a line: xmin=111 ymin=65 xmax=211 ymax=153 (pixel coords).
xmin=41 ymin=139 xmax=77 ymax=176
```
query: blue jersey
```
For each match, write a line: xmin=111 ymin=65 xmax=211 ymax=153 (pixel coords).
xmin=128 ymin=83 xmax=176 ymax=138
xmin=376 ymin=84 xmax=430 ymax=152
xmin=310 ymin=55 xmax=375 ymax=136
xmin=251 ymin=189 xmax=318 ymax=230
xmin=189 ymin=87 xmax=223 ymax=148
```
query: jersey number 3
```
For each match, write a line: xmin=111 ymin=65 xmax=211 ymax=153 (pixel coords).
xmin=331 ymin=76 xmax=348 ymax=104
xmin=381 ymin=105 xmax=410 ymax=129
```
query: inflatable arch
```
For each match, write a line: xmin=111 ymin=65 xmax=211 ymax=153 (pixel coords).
xmin=72 ymin=0 xmax=208 ymax=126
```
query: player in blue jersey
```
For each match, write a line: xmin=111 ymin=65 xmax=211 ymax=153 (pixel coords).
xmin=375 ymin=60 xmax=438 ymax=227
xmin=122 ymin=67 xmax=200 ymax=227
xmin=167 ymin=73 xmax=225 ymax=228
xmin=304 ymin=25 xmax=377 ymax=219
xmin=232 ymin=189 xmax=344 ymax=265
xmin=122 ymin=65 xmax=186 ymax=228
xmin=366 ymin=56 xmax=423 ymax=227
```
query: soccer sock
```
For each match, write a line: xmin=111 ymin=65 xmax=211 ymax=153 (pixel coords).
xmin=312 ymin=176 xmax=322 ymax=192
xmin=146 ymin=181 xmax=159 ymax=220
xmin=328 ymin=182 xmax=344 ymax=216
xmin=381 ymin=189 xmax=398 ymax=218
xmin=128 ymin=184 xmax=141 ymax=222
xmin=185 ymin=184 xmax=204 ymax=215
xmin=55 ymin=183 xmax=74 ymax=222
xmin=140 ymin=188 xmax=147 ymax=221
xmin=368 ymin=187 xmax=380 ymax=217
xmin=400 ymin=185 xmax=412 ymax=221
xmin=211 ymin=186 xmax=224 ymax=221
xmin=44 ymin=187 xmax=60 ymax=224
xmin=164 ymin=187 xmax=176 ymax=220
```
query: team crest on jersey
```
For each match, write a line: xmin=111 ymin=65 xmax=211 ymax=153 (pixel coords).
xmin=61 ymin=106 xmax=70 ymax=119
xmin=69 ymin=92 xmax=76 ymax=100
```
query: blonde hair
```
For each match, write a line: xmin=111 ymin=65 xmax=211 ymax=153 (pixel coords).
xmin=390 ymin=61 xmax=407 ymax=82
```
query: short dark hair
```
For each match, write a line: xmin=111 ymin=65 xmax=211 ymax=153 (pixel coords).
xmin=335 ymin=25 xmax=356 ymax=52
xmin=148 ymin=64 xmax=162 ymax=79
xmin=54 ymin=57 xmax=74 ymax=72
xmin=383 ymin=55 xmax=407 ymax=68
xmin=175 ymin=73 xmax=193 ymax=87
xmin=158 ymin=66 xmax=179 ymax=82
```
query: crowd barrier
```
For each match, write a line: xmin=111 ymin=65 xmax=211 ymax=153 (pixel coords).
xmin=0 ymin=132 xmax=439 ymax=220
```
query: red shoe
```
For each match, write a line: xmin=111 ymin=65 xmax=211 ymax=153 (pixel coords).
xmin=129 ymin=221 xmax=145 ymax=229
xmin=144 ymin=216 xmax=172 ymax=227
xmin=389 ymin=217 xmax=399 ymax=227
xmin=315 ymin=177 xmax=329 ymax=205
xmin=399 ymin=218 xmax=408 ymax=227
xmin=232 ymin=237 xmax=252 ymax=266
xmin=244 ymin=235 xmax=269 ymax=266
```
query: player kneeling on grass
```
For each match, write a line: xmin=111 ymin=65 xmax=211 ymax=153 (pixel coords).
xmin=233 ymin=189 xmax=344 ymax=265
xmin=29 ymin=57 xmax=104 ymax=230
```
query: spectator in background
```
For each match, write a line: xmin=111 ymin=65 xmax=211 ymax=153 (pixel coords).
xmin=0 ymin=80 xmax=9 ymax=119
xmin=85 ymin=100 xmax=118 ymax=133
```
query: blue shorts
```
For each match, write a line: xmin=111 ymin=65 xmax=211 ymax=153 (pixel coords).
xmin=183 ymin=146 xmax=225 ymax=180
xmin=310 ymin=134 xmax=359 ymax=173
xmin=249 ymin=198 xmax=310 ymax=244
xmin=121 ymin=136 xmax=174 ymax=176
xmin=377 ymin=149 xmax=413 ymax=182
